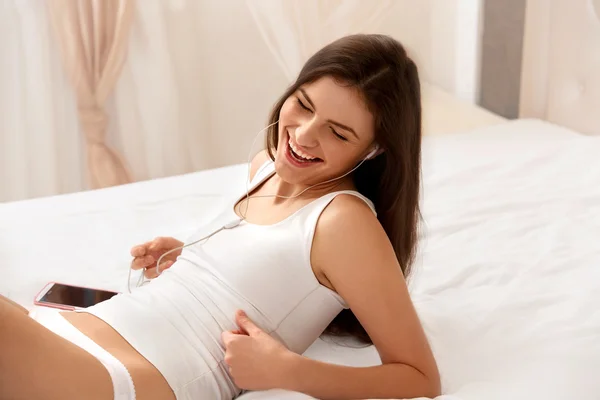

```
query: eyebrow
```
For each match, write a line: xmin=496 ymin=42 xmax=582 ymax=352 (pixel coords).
xmin=299 ymin=88 xmax=359 ymax=140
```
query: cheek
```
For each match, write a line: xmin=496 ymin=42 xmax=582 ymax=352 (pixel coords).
xmin=321 ymin=139 xmax=356 ymax=166
xmin=279 ymin=99 xmax=296 ymax=123
xmin=277 ymin=101 xmax=294 ymax=139
xmin=278 ymin=98 xmax=304 ymax=140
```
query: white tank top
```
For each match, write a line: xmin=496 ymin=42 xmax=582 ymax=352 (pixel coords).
xmin=84 ymin=161 xmax=376 ymax=399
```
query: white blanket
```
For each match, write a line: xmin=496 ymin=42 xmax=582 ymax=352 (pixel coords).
xmin=1 ymin=118 xmax=599 ymax=400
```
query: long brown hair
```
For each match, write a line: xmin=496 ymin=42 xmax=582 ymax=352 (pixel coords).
xmin=265 ymin=34 xmax=422 ymax=344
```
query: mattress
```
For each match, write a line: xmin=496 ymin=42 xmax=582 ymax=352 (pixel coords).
xmin=1 ymin=118 xmax=599 ymax=400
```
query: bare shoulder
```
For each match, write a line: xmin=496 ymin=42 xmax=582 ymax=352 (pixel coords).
xmin=312 ymin=193 xmax=395 ymax=275
xmin=249 ymin=150 xmax=271 ymax=181
xmin=316 ymin=193 xmax=383 ymax=243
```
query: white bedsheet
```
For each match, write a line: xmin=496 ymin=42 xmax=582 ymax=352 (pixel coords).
xmin=1 ymin=118 xmax=599 ymax=400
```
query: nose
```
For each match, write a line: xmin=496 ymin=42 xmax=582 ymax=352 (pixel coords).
xmin=294 ymin=118 xmax=319 ymax=148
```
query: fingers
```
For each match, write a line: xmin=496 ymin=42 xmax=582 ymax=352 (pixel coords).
xmin=143 ymin=267 xmax=160 ymax=280
xmin=131 ymin=237 xmax=176 ymax=259
xmin=221 ymin=331 xmax=235 ymax=347
xmin=143 ymin=260 xmax=174 ymax=279
xmin=221 ymin=329 xmax=248 ymax=347
xmin=130 ymin=244 xmax=149 ymax=258
xmin=131 ymin=236 xmax=181 ymax=270
xmin=149 ymin=237 xmax=182 ymax=253
xmin=234 ymin=310 xmax=262 ymax=336
xmin=130 ymin=255 xmax=155 ymax=270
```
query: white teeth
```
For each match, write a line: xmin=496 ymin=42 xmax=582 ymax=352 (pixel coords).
xmin=288 ymin=139 xmax=316 ymax=160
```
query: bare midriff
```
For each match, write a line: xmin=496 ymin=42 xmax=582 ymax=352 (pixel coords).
xmin=61 ymin=312 xmax=176 ymax=400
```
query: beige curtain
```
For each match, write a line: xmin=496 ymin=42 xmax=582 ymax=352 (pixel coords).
xmin=47 ymin=0 xmax=134 ymax=189
xmin=246 ymin=0 xmax=394 ymax=82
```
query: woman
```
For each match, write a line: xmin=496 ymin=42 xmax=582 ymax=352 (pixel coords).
xmin=0 ymin=34 xmax=440 ymax=400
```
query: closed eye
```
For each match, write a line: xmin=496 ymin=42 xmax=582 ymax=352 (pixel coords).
xmin=330 ymin=127 xmax=348 ymax=141
xmin=297 ymin=95 xmax=347 ymax=141
xmin=296 ymin=97 xmax=312 ymax=112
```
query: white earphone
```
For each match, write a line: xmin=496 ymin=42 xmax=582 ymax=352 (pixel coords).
xmin=128 ymin=122 xmax=381 ymax=292
xmin=364 ymin=145 xmax=379 ymax=161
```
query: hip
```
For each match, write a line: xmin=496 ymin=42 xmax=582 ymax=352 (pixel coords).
xmin=63 ymin=309 xmax=240 ymax=399
xmin=61 ymin=310 xmax=176 ymax=400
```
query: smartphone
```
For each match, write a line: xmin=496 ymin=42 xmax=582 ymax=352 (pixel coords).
xmin=34 ymin=282 xmax=119 ymax=311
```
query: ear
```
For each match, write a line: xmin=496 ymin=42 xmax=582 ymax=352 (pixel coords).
xmin=364 ymin=144 xmax=382 ymax=160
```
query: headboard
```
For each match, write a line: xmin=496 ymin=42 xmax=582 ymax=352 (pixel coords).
xmin=519 ymin=0 xmax=600 ymax=135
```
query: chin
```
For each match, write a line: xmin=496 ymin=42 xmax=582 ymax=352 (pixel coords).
xmin=273 ymin=150 xmax=305 ymax=185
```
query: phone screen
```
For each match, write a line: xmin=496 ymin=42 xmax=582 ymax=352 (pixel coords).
xmin=39 ymin=283 xmax=118 ymax=308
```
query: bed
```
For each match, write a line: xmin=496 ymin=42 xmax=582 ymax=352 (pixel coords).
xmin=3 ymin=115 xmax=599 ymax=400
xmin=2 ymin=1 xmax=600 ymax=398
xmin=3 ymin=115 xmax=600 ymax=400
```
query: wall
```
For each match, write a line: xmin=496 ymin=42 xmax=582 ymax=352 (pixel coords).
xmin=110 ymin=0 xmax=488 ymax=172
xmin=519 ymin=0 xmax=600 ymax=135
xmin=0 ymin=0 xmax=489 ymax=202
xmin=479 ymin=0 xmax=527 ymax=118
xmin=375 ymin=0 xmax=484 ymax=103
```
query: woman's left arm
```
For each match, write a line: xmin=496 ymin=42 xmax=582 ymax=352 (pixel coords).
xmin=222 ymin=196 xmax=440 ymax=399
xmin=284 ymin=196 xmax=441 ymax=399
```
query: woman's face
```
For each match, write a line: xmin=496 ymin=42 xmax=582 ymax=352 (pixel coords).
xmin=274 ymin=76 xmax=376 ymax=186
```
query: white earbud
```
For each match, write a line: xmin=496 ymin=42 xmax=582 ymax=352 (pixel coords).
xmin=364 ymin=145 xmax=379 ymax=160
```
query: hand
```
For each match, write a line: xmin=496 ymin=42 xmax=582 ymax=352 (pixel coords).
xmin=130 ymin=236 xmax=184 ymax=279
xmin=222 ymin=310 xmax=295 ymax=391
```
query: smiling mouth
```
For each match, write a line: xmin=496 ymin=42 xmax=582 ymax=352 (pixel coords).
xmin=287 ymin=139 xmax=323 ymax=163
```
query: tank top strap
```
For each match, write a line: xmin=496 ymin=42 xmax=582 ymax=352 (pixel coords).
xmin=323 ymin=190 xmax=377 ymax=215
xmin=294 ymin=190 xmax=377 ymax=234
